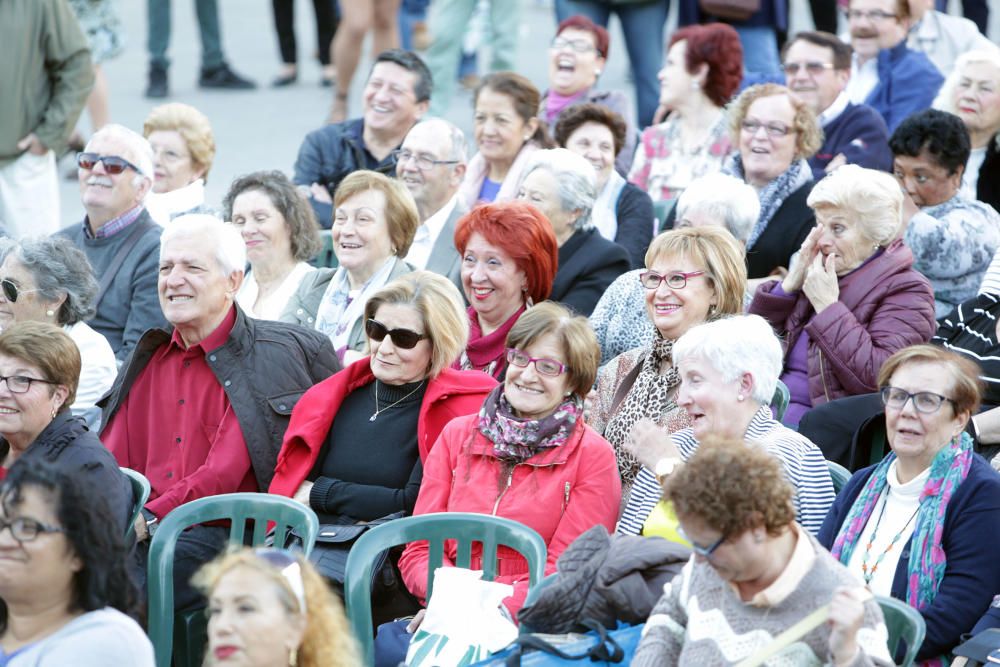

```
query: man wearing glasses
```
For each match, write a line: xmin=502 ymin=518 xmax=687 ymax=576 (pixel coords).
xmin=782 ymin=31 xmax=892 ymax=181
xmin=397 ymin=118 xmax=467 ymax=290
xmin=843 ymin=0 xmax=942 ymax=133
xmin=57 ymin=124 xmax=168 ymax=363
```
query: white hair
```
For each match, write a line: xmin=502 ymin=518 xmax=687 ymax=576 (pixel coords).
xmin=806 ymin=164 xmax=900 ymax=246
xmin=412 ymin=116 xmax=468 ymax=163
xmin=675 ymin=173 xmax=760 ymax=243
xmin=932 ymin=49 xmax=1000 ymax=115
xmin=86 ymin=123 xmax=155 ymax=194
xmin=161 ymin=215 xmax=246 ymax=276
xmin=519 ymin=148 xmax=597 ymax=231
xmin=673 ymin=314 xmax=783 ymax=405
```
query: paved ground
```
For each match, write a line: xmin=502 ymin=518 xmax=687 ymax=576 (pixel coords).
xmin=56 ymin=0 xmax=997 ymax=228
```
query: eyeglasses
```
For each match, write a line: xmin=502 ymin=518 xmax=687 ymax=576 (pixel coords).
xmin=740 ymin=120 xmax=793 ymax=137
xmin=365 ymin=318 xmax=428 ymax=349
xmin=0 ymin=375 xmax=58 ymax=394
xmin=253 ymin=549 xmax=307 ymax=612
xmin=0 ymin=515 xmax=65 ymax=543
xmin=0 ymin=279 xmax=42 ymax=303
xmin=847 ymin=8 xmax=897 ymax=21
xmin=76 ymin=152 xmax=145 ymax=176
xmin=677 ymin=526 xmax=727 ymax=558
xmin=550 ymin=36 xmax=596 ymax=53
xmin=505 ymin=348 xmax=567 ymax=377
xmin=880 ymin=386 xmax=955 ymax=414
xmin=782 ymin=61 xmax=836 ymax=76
xmin=639 ymin=270 xmax=706 ymax=290
xmin=391 ymin=149 xmax=459 ymax=171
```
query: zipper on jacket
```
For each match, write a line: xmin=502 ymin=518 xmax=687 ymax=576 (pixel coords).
xmin=492 ymin=469 xmax=514 ymax=516
xmin=561 ymin=481 xmax=571 ymax=514
xmin=817 ymin=349 xmax=832 ymax=403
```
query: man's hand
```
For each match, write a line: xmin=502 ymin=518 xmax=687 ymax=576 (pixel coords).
xmin=310 ymin=183 xmax=333 ymax=204
xmin=824 ymin=153 xmax=847 ymax=173
xmin=134 ymin=514 xmax=149 ymax=542
xmin=16 ymin=133 xmax=47 ymax=156
xmin=292 ymin=480 xmax=314 ymax=506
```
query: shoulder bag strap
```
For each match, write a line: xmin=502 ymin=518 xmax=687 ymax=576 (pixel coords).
xmin=610 ymin=355 xmax=645 ymax=417
xmin=504 ymin=620 xmax=625 ymax=667
xmin=95 ymin=219 xmax=155 ymax=308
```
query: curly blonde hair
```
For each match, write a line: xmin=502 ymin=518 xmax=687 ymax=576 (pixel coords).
xmin=727 ymin=83 xmax=822 ymax=160
xmin=142 ymin=103 xmax=216 ymax=181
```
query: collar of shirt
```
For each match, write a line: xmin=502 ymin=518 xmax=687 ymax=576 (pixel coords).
xmin=84 ymin=204 xmax=145 ymax=239
xmin=846 ymin=53 xmax=879 ymax=105
xmin=406 ymin=195 xmax=458 ymax=269
xmin=736 ymin=524 xmax=817 ymax=608
xmin=819 ymin=91 xmax=851 ymax=127
xmin=164 ymin=305 xmax=238 ymax=357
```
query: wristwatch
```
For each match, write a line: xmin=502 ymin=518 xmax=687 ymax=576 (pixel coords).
xmin=141 ymin=509 xmax=159 ymax=540
xmin=654 ymin=456 xmax=682 ymax=485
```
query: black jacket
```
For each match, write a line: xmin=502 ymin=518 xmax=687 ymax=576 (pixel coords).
xmin=550 ymin=228 xmax=631 ymax=317
xmin=100 ymin=306 xmax=341 ymax=492
xmin=979 ymin=136 xmax=1000 ymax=215
xmin=746 ymin=181 xmax=816 ymax=279
xmin=615 ymin=183 xmax=654 ymax=269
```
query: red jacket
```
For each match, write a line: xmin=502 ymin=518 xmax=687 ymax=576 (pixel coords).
xmin=268 ymin=360 xmax=496 ymax=497
xmin=398 ymin=413 xmax=621 ymax=617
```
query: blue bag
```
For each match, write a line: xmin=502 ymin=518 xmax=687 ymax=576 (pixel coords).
xmin=472 ymin=621 xmax=644 ymax=666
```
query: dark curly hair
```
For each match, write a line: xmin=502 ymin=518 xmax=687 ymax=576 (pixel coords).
xmin=889 ymin=109 xmax=971 ymax=175
xmin=0 ymin=460 xmax=136 ymax=633
xmin=669 ymin=24 xmax=744 ymax=107
xmin=223 ymin=170 xmax=322 ymax=262
xmin=553 ymin=103 xmax=628 ymax=158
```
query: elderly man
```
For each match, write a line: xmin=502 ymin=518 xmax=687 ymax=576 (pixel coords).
xmin=783 ymin=31 xmax=892 ymax=180
xmin=294 ymin=49 xmax=431 ymax=225
xmin=907 ymin=0 xmax=997 ymax=76
xmin=398 ymin=118 xmax=467 ymax=288
xmin=58 ymin=124 xmax=167 ymax=363
xmin=0 ymin=0 xmax=93 ymax=238
xmin=844 ymin=0 xmax=942 ymax=133
xmin=101 ymin=215 xmax=340 ymax=608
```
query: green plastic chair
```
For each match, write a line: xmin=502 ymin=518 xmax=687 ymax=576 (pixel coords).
xmin=147 ymin=493 xmax=320 ymax=667
xmin=120 ymin=467 xmax=150 ymax=538
xmin=827 ymin=460 xmax=851 ymax=494
xmin=343 ymin=512 xmax=548 ymax=665
xmin=771 ymin=380 xmax=790 ymax=421
xmin=876 ymin=595 xmax=926 ymax=667
xmin=311 ymin=229 xmax=339 ymax=269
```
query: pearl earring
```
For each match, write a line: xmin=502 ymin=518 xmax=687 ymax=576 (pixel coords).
xmin=46 ymin=309 xmax=55 ymax=317
xmin=737 ymin=394 xmax=745 ymax=402
xmin=690 ymin=80 xmax=701 ymax=91
xmin=595 ymin=69 xmax=602 ymax=76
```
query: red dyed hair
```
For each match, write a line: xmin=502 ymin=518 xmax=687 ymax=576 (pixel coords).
xmin=669 ymin=23 xmax=743 ymax=107
xmin=453 ymin=202 xmax=559 ymax=304
xmin=556 ymin=15 xmax=610 ymax=59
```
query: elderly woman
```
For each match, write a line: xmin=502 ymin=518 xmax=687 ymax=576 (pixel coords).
xmin=589 ymin=226 xmax=747 ymax=497
xmin=0 ymin=461 xmax=154 ymax=665
xmin=399 ymin=301 xmax=620 ymax=615
xmin=891 ymin=109 xmax=1000 ymax=318
xmin=820 ymin=345 xmax=1000 ymax=662
xmin=540 ymin=15 xmax=636 ymax=175
xmin=195 ymin=548 xmax=358 ymax=667
xmin=281 ymin=170 xmax=417 ymax=363
xmin=932 ymin=49 xmax=1000 ymax=213
xmin=142 ymin=102 xmax=216 ymax=225
xmin=458 ymin=72 xmax=554 ymax=207
xmin=620 ymin=315 xmax=835 ymax=538
xmin=453 ymin=202 xmax=559 ymax=380
xmin=555 ymin=103 xmax=653 ymax=268
xmin=0 ymin=237 xmax=116 ymax=429
xmin=516 ymin=149 xmax=630 ymax=316
xmin=225 ymin=171 xmax=321 ymax=321
xmin=628 ymin=24 xmax=743 ymax=209
xmin=749 ymin=165 xmax=937 ymax=427
xmin=633 ymin=442 xmax=893 ymax=667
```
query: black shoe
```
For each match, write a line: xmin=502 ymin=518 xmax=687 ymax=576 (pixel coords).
xmin=146 ymin=65 xmax=168 ymax=98
xmin=271 ymin=72 xmax=298 ymax=87
xmin=199 ymin=63 xmax=256 ymax=90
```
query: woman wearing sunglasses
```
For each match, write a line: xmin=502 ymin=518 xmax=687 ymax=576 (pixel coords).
xmin=819 ymin=345 xmax=1000 ymax=662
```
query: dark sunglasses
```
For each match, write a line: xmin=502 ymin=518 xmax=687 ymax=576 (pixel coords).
xmin=1 ymin=279 xmax=41 ymax=303
xmin=365 ymin=318 xmax=428 ymax=349
xmin=76 ymin=152 xmax=145 ymax=176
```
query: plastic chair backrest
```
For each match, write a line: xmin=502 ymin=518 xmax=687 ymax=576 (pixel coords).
xmin=147 ymin=493 xmax=319 ymax=667
xmin=876 ymin=594 xmax=926 ymax=667
xmin=827 ymin=460 xmax=851 ymax=494
xmin=120 ymin=467 xmax=151 ymax=538
xmin=312 ymin=229 xmax=339 ymax=269
xmin=344 ymin=512 xmax=547 ymax=666
xmin=771 ymin=380 xmax=790 ymax=421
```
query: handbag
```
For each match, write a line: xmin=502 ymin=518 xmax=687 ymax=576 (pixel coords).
xmin=698 ymin=0 xmax=761 ymax=21
xmin=473 ymin=621 xmax=644 ymax=666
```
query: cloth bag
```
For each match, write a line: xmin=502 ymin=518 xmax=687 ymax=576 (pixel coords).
xmin=472 ymin=622 xmax=644 ymax=666
xmin=699 ymin=0 xmax=761 ymax=20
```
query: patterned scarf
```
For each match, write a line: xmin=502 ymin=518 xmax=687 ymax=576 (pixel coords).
xmin=725 ymin=155 xmax=812 ymax=251
xmin=477 ymin=385 xmax=582 ymax=464
xmin=455 ymin=305 xmax=526 ymax=380
xmin=830 ymin=433 xmax=974 ymax=637
xmin=603 ymin=333 xmax=681 ymax=490
xmin=314 ymin=256 xmax=399 ymax=354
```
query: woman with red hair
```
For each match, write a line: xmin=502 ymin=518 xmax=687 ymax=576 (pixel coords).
xmin=628 ymin=23 xmax=743 ymax=211
xmin=453 ymin=202 xmax=559 ymax=380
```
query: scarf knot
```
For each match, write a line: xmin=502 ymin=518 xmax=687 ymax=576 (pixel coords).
xmin=477 ymin=385 xmax=582 ymax=464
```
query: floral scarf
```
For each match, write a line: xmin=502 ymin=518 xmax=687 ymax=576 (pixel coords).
xmin=725 ymin=155 xmax=812 ymax=251
xmin=477 ymin=385 xmax=582 ymax=464
xmin=314 ymin=256 xmax=399 ymax=355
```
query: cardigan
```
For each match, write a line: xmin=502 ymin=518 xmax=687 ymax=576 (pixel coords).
xmin=550 ymin=228 xmax=631 ymax=317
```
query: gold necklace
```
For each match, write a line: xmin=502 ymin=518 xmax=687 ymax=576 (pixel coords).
xmin=370 ymin=379 xmax=425 ymax=422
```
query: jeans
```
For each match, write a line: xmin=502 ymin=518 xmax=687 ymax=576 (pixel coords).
xmin=147 ymin=0 xmax=224 ymax=70
xmin=734 ymin=25 xmax=782 ymax=82
xmin=554 ymin=0 xmax=670 ymax=128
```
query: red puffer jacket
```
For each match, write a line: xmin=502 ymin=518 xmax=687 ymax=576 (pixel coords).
xmin=398 ymin=413 xmax=621 ymax=617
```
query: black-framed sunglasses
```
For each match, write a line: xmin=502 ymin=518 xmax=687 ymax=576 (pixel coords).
xmin=0 ymin=374 xmax=58 ymax=394
xmin=0 ymin=279 xmax=42 ymax=303
xmin=880 ymin=386 xmax=955 ymax=414
xmin=365 ymin=318 xmax=428 ymax=349
xmin=76 ymin=152 xmax=145 ymax=176
xmin=0 ymin=515 xmax=65 ymax=543
xmin=678 ymin=526 xmax=727 ymax=558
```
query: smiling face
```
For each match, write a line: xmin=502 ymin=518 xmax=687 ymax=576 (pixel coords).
xmin=644 ymin=252 xmax=717 ymax=341
xmin=783 ymin=40 xmax=849 ymax=115
xmin=368 ymin=303 xmax=433 ymax=386
xmin=813 ymin=207 xmax=878 ymax=275
xmin=564 ymin=121 xmax=616 ymax=190
xmin=548 ymin=27 xmax=605 ymax=96
xmin=78 ymin=133 xmax=150 ymax=224
xmin=230 ymin=189 xmax=295 ymax=267
xmin=893 ymin=148 xmax=962 ymax=207
xmin=362 ymin=61 xmax=427 ymax=135
xmin=474 ymin=88 xmax=535 ymax=170
xmin=207 ymin=565 xmax=305 ymax=667
xmin=849 ymin=0 xmax=908 ymax=61
xmin=954 ymin=61 xmax=1000 ymax=141
xmin=332 ymin=189 xmax=395 ymax=284
xmin=461 ymin=232 xmax=528 ymax=330
xmin=517 ymin=169 xmax=577 ymax=246
xmin=0 ymin=256 xmax=63 ymax=329
xmin=658 ymin=40 xmax=695 ymax=109
xmin=0 ymin=354 xmax=68 ymax=449
xmin=738 ymin=94 xmax=799 ymax=188
xmin=148 ymin=129 xmax=204 ymax=194
xmin=396 ymin=122 xmax=463 ymax=217
xmin=676 ymin=353 xmax=748 ymax=441
xmin=504 ymin=332 xmax=571 ymax=420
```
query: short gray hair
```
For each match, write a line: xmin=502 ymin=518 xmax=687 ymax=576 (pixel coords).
xmin=162 ymin=214 xmax=247 ymax=276
xmin=933 ymin=49 xmax=1000 ymax=115
xmin=520 ymin=148 xmax=597 ymax=231
xmin=673 ymin=314 xmax=783 ymax=406
xmin=806 ymin=164 xmax=900 ymax=246
xmin=413 ymin=117 xmax=468 ymax=163
xmin=86 ymin=123 xmax=155 ymax=193
xmin=676 ymin=173 xmax=760 ymax=243
xmin=0 ymin=237 xmax=98 ymax=325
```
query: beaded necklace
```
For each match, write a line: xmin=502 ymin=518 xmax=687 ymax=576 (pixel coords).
xmin=860 ymin=493 xmax=921 ymax=586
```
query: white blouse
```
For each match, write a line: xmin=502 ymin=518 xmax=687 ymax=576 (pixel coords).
xmin=65 ymin=321 xmax=117 ymax=430
xmin=237 ymin=262 xmax=316 ymax=321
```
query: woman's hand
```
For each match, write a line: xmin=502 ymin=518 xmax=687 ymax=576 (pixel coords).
xmin=781 ymin=226 xmax=821 ymax=293
xmin=623 ymin=418 xmax=680 ymax=470
xmin=827 ymin=587 xmax=868 ymax=666
xmin=292 ymin=481 xmax=313 ymax=506
xmin=802 ymin=252 xmax=840 ymax=313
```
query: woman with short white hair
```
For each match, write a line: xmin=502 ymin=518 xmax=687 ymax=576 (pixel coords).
xmin=619 ymin=314 xmax=835 ymax=537
xmin=516 ymin=148 xmax=630 ymax=316
xmin=749 ymin=165 xmax=937 ymax=427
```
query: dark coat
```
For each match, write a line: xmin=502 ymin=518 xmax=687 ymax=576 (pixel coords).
xmin=615 ymin=183 xmax=654 ymax=269
xmin=808 ymin=102 xmax=893 ymax=181
xmin=978 ymin=136 xmax=1000 ymax=215
xmin=746 ymin=181 xmax=815 ymax=279
xmin=100 ymin=306 xmax=341 ymax=492
xmin=550 ymin=228 xmax=631 ymax=317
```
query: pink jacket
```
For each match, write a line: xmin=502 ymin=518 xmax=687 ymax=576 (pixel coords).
xmin=398 ymin=413 xmax=621 ymax=617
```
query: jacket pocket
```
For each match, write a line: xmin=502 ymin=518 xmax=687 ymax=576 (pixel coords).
xmin=267 ymin=390 xmax=306 ymax=416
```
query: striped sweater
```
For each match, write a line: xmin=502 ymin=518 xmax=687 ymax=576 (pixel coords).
xmin=618 ymin=407 xmax=836 ymax=535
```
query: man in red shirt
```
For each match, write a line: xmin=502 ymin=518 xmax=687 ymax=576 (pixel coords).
xmin=101 ymin=214 xmax=339 ymax=609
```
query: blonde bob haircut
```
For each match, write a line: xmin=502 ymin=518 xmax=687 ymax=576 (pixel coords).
xmin=807 ymin=164 xmax=901 ymax=247
xmin=142 ymin=103 xmax=216 ymax=181
xmin=644 ymin=226 xmax=747 ymax=318
xmin=728 ymin=83 xmax=823 ymax=160
xmin=506 ymin=301 xmax=600 ymax=398
xmin=877 ymin=344 xmax=982 ymax=419
xmin=192 ymin=548 xmax=360 ymax=667
xmin=363 ymin=271 xmax=470 ymax=378
xmin=333 ymin=170 xmax=420 ymax=258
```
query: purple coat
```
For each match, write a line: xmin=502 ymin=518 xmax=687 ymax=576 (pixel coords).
xmin=748 ymin=239 xmax=936 ymax=407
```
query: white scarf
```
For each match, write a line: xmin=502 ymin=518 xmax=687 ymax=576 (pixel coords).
xmin=591 ymin=171 xmax=627 ymax=242
xmin=314 ymin=256 xmax=399 ymax=353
